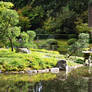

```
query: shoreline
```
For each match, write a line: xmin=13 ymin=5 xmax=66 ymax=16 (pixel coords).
xmin=0 ymin=67 xmax=60 ymax=74
xmin=0 ymin=64 xmax=84 ymax=75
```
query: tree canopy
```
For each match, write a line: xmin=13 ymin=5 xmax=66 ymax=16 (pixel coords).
xmin=0 ymin=1 xmax=20 ymax=51
xmin=0 ymin=0 xmax=90 ymax=39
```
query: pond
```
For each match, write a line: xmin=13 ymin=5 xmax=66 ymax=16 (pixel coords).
xmin=0 ymin=67 xmax=92 ymax=92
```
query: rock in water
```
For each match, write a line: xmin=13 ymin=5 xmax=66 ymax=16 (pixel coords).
xmin=56 ymin=60 xmax=67 ymax=70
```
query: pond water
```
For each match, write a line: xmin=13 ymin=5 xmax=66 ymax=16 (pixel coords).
xmin=0 ymin=67 xmax=92 ymax=92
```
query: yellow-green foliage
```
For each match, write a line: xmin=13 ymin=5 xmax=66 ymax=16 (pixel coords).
xmin=0 ymin=73 xmax=56 ymax=82
xmin=0 ymin=49 xmax=29 ymax=71
xmin=0 ymin=48 xmax=80 ymax=71
xmin=30 ymin=48 xmax=60 ymax=54
xmin=0 ymin=48 xmax=59 ymax=71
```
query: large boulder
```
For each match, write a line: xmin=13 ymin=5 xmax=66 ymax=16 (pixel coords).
xmin=16 ymin=48 xmax=30 ymax=54
xmin=56 ymin=60 xmax=67 ymax=70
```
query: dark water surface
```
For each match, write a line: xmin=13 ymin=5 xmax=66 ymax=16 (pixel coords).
xmin=0 ymin=69 xmax=91 ymax=92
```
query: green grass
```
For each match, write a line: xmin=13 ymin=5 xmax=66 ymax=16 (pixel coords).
xmin=0 ymin=48 xmax=59 ymax=71
xmin=0 ymin=48 xmax=81 ymax=71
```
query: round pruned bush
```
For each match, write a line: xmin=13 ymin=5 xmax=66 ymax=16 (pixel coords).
xmin=67 ymin=38 xmax=77 ymax=45
xmin=46 ymin=39 xmax=57 ymax=45
xmin=27 ymin=30 xmax=36 ymax=41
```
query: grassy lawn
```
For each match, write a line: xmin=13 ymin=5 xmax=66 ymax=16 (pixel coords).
xmin=0 ymin=48 xmax=82 ymax=71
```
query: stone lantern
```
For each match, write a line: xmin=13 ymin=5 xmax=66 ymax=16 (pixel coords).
xmin=82 ymin=50 xmax=92 ymax=66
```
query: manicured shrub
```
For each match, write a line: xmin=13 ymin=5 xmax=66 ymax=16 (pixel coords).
xmin=68 ymin=33 xmax=89 ymax=56
xmin=24 ymin=42 xmax=38 ymax=48
xmin=74 ymin=59 xmax=84 ymax=64
xmin=57 ymin=40 xmax=68 ymax=54
xmin=46 ymin=39 xmax=57 ymax=44
xmin=36 ymin=39 xmax=58 ymax=50
xmin=46 ymin=39 xmax=58 ymax=50
xmin=27 ymin=31 xmax=36 ymax=42
xmin=67 ymin=38 xmax=77 ymax=45
xmin=68 ymin=34 xmax=77 ymax=39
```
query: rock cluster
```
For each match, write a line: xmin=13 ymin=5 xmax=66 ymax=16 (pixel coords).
xmin=0 ymin=68 xmax=60 ymax=74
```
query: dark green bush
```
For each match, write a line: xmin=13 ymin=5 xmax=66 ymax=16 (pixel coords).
xmin=36 ymin=39 xmax=69 ymax=53
xmin=27 ymin=31 xmax=36 ymax=41
xmin=74 ymin=59 xmax=84 ymax=64
xmin=36 ymin=39 xmax=58 ymax=50
xmin=24 ymin=42 xmax=38 ymax=49
xmin=68 ymin=34 xmax=77 ymax=39
xmin=57 ymin=40 xmax=68 ymax=54
xmin=46 ymin=39 xmax=57 ymax=44
xmin=67 ymin=38 xmax=77 ymax=45
xmin=46 ymin=39 xmax=58 ymax=50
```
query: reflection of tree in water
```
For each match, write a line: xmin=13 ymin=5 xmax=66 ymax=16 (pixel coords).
xmin=88 ymin=78 xmax=92 ymax=92
xmin=42 ymin=78 xmax=88 ymax=92
xmin=0 ymin=78 xmax=88 ymax=92
xmin=0 ymin=79 xmax=43 ymax=92
xmin=33 ymin=82 xmax=42 ymax=92
xmin=0 ymin=80 xmax=35 ymax=92
xmin=0 ymin=73 xmax=56 ymax=92
xmin=0 ymin=73 xmax=91 ymax=92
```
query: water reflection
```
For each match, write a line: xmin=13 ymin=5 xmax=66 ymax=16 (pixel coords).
xmin=88 ymin=78 xmax=92 ymax=92
xmin=0 ymin=73 xmax=56 ymax=92
xmin=0 ymin=68 xmax=92 ymax=92
xmin=33 ymin=82 xmax=42 ymax=92
xmin=42 ymin=78 xmax=88 ymax=92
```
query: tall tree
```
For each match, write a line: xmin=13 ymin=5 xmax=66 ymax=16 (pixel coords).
xmin=0 ymin=1 xmax=20 ymax=51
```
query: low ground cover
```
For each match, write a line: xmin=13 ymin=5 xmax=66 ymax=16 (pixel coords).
xmin=69 ymin=66 xmax=92 ymax=77
xmin=0 ymin=48 xmax=83 ymax=71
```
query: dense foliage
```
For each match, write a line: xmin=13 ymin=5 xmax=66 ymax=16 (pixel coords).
xmin=0 ymin=1 xmax=20 ymax=51
xmin=0 ymin=1 xmax=90 ymax=71
xmin=68 ymin=33 xmax=89 ymax=56
xmin=1 ymin=0 xmax=90 ymax=38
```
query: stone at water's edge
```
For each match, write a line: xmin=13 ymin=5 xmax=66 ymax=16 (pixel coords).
xmin=50 ymin=68 xmax=59 ymax=73
xmin=56 ymin=60 xmax=67 ymax=70
xmin=44 ymin=69 xmax=49 ymax=73
xmin=37 ymin=70 xmax=46 ymax=73
xmin=25 ymin=70 xmax=37 ymax=74
xmin=19 ymin=71 xmax=25 ymax=74
xmin=37 ymin=69 xmax=49 ymax=73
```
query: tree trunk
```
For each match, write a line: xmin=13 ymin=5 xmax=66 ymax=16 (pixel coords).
xmin=9 ymin=37 xmax=13 ymax=51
